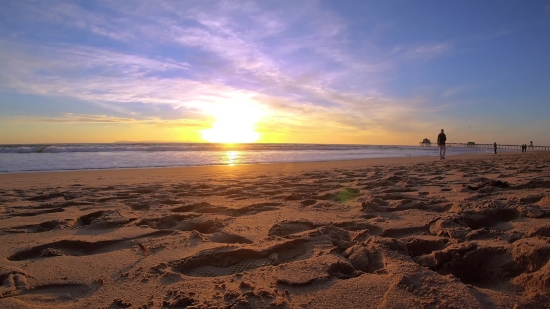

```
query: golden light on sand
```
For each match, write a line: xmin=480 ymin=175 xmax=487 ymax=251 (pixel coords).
xmin=201 ymin=100 xmax=264 ymax=143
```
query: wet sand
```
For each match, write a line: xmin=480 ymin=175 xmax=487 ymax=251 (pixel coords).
xmin=1 ymin=152 xmax=549 ymax=308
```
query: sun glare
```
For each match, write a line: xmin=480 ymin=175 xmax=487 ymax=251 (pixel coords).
xmin=223 ymin=151 xmax=241 ymax=166
xmin=201 ymin=99 xmax=265 ymax=143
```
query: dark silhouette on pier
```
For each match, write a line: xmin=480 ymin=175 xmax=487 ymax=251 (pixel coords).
xmin=419 ymin=141 xmax=550 ymax=151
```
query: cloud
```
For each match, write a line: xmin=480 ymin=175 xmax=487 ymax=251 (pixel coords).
xmin=0 ymin=41 xmax=235 ymax=108
xmin=4 ymin=114 xmax=139 ymax=124
xmin=0 ymin=41 xmax=188 ymax=75
xmin=393 ymin=42 xmax=453 ymax=61
xmin=0 ymin=1 xmax=134 ymax=41
xmin=0 ymin=0 xmax=454 ymax=141
xmin=2 ymin=113 xmax=207 ymax=128
xmin=0 ymin=38 xmax=439 ymax=138
xmin=442 ymin=86 xmax=467 ymax=98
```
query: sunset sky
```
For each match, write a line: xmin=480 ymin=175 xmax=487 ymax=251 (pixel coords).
xmin=1 ymin=0 xmax=549 ymax=145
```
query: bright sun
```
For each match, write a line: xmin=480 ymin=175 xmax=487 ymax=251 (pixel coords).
xmin=201 ymin=100 xmax=265 ymax=143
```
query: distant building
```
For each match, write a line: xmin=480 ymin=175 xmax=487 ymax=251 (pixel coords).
xmin=467 ymin=142 xmax=475 ymax=147
xmin=421 ymin=138 xmax=431 ymax=145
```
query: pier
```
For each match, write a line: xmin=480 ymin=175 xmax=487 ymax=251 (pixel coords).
xmin=419 ymin=142 xmax=550 ymax=151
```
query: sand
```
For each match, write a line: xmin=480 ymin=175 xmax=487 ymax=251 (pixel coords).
xmin=1 ymin=152 xmax=550 ymax=309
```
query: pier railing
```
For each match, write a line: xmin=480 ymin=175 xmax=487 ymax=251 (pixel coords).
xmin=418 ymin=142 xmax=550 ymax=151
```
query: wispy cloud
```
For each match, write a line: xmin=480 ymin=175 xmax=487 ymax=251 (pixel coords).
xmin=392 ymin=42 xmax=453 ymax=61
xmin=442 ymin=86 xmax=468 ymax=98
xmin=0 ymin=41 xmax=188 ymax=76
xmin=1 ymin=1 xmax=134 ymax=41
xmin=3 ymin=113 xmax=207 ymax=128
xmin=0 ymin=0 xmax=461 ymax=142
xmin=0 ymin=41 xmax=227 ymax=107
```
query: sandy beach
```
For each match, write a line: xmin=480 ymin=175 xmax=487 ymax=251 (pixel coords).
xmin=1 ymin=152 xmax=549 ymax=308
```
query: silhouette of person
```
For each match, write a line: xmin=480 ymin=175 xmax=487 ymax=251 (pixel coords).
xmin=437 ymin=129 xmax=446 ymax=160
xmin=494 ymin=142 xmax=497 ymax=154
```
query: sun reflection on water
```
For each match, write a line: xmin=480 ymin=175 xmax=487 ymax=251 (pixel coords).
xmin=224 ymin=151 xmax=241 ymax=166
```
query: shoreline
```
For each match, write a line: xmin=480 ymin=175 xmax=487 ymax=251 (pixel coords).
xmin=0 ymin=151 xmax=520 ymax=190
xmin=0 ymin=143 xmax=504 ymax=174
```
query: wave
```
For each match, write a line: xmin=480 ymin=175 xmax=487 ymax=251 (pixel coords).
xmin=0 ymin=143 xmax=493 ymax=173
xmin=0 ymin=143 xmax=415 ymax=154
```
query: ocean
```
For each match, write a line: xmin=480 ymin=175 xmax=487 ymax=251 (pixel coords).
xmin=0 ymin=143 xmax=493 ymax=173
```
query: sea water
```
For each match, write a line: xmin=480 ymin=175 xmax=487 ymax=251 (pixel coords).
xmin=0 ymin=143 xmax=492 ymax=173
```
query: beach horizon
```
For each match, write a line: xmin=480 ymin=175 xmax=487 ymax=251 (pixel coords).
xmin=0 ymin=151 xmax=517 ymax=188
xmin=0 ymin=142 xmax=498 ymax=174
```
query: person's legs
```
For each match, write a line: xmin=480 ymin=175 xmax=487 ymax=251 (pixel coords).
xmin=439 ymin=145 xmax=446 ymax=159
xmin=442 ymin=145 xmax=446 ymax=159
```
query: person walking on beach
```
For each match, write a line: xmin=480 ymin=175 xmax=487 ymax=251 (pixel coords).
xmin=437 ymin=129 xmax=446 ymax=160
xmin=494 ymin=142 xmax=497 ymax=154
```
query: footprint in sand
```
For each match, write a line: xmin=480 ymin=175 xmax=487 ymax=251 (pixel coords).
xmin=138 ymin=214 xmax=226 ymax=234
xmin=136 ymin=214 xmax=198 ymax=230
xmin=429 ymin=207 xmax=521 ymax=241
xmin=206 ymin=232 xmax=253 ymax=244
xmin=26 ymin=192 xmax=66 ymax=202
xmin=170 ymin=239 xmax=309 ymax=277
xmin=1 ymin=281 xmax=94 ymax=307
xmin=171 ymin=202 xmax=280 ymax=217
xmin=268 ymin=220 xmax=318 ymax=237
xmin=403 ymin=236 xmax=450 ymax=257
xmin=0 ymin=265 xmax=31 ymax=297
xmin=413 ymin=239 xmax=550 ymax=291
xmin=125 ymin=200 xmax=154 ymax=210
xmin=1 ymin=267 xmax=91 ymax=305
xmin=1 ymin=269 xmax=92 ymax=306
xmin=9 ymin=207 xmax=64 ymax=218
xmin=332 ymin=221 xmax=383 ymax=235
xmin=455 ymin=207 xmax=520 ymax=230
xmin=381 ymin=225 xmax=431 ymax=238
xmin=228 ymin=202 xmax=281 ymax=216
xmin=74 ymin=210 xmax=137 ymax=228
xmin=7 ymin=230 xmax=172 ymax=261
xmin=4 ymin=219 xmax=73 ymax=233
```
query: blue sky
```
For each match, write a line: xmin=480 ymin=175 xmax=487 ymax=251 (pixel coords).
xmin=0 ymin=0 xmax=549 ymax=145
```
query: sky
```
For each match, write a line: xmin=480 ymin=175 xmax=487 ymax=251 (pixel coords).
xmin=0 ymin=0 xmax=549 ymax=145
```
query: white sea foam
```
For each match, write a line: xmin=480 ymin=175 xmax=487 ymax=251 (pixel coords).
xmin=0 ymin=143 xmax=492 ymax=173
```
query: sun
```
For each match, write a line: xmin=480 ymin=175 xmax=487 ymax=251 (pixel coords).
xmin=201 ymin=100 xmax=265 ymax=143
